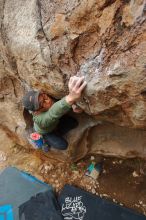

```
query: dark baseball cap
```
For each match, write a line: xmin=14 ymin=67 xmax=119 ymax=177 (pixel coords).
xmin=22 ymin=90 xmax=40 ymax=111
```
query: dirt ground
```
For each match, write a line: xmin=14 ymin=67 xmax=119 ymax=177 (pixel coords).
xmin=0 ymin=144 xmax=146 ymax=216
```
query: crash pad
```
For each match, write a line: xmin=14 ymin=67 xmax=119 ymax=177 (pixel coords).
xmin=58 ymin=184 xmax=146 ymax=220
xmin=0 ymin=167 xmax=52 ymax=220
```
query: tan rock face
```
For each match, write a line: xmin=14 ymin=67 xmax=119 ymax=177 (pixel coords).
xmin=0 ymin=0 xmax=146 ymax=160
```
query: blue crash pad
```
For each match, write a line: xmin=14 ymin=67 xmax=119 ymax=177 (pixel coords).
xmin=0 ymin=167 xmax=52 ymax=220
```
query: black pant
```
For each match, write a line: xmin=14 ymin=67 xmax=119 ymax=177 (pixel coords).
xmin=43 ymin=115 xmax=78 ymax=150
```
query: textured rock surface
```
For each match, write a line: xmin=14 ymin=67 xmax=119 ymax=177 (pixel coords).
xmin=0 ymin=0 xmax=146 ymax=160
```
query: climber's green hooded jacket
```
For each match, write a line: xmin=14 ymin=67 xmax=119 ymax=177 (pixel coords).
xmin=33 ymin=97 xmax=72 ymax=135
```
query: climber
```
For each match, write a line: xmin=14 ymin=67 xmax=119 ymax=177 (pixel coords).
xmin=22 ymin=76 xmax=87 ymax=152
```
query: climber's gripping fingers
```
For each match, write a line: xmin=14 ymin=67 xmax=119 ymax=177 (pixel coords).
xmin=68 ymin=76 xmax=87 ymax=101
xmin=72 ymin=104 xmax=83 ymax=113
xmin=66 ymin=76 xmax=87 ymax=105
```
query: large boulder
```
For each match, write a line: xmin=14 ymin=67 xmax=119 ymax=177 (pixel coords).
xmin=0 ymin=0 xmax=146 ymax=160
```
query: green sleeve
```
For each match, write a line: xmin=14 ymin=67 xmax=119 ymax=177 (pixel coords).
xmin=33 ymin=97 xmax=72 ymax=128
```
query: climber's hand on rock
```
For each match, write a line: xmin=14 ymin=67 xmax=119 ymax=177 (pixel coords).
xmin=72 ymin=104 xmax=83 ymax=113
xmin=65 ymin=76 xmax=87 ymax=105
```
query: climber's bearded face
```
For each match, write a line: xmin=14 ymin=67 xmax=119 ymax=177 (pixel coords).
xmin=38 ymin=92 xmax=54 ymax=111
